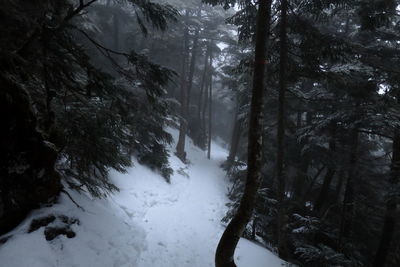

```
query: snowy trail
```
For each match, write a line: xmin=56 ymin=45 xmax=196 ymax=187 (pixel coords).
xmin=111 ymin=130 xmax=230 ymax=267
xmin=0 ymin=128 xmax=285 ymax=267
xmin=110 ymin=128 xmax=285 ymax=267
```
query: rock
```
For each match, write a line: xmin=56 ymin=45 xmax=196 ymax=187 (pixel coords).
xmin=28 ymin=215 xmax=56 ymax=233
xmin=44 ymin=227 xmax=76 ymax=241
xmin=27 ymin=214 xmax=79 ymax=241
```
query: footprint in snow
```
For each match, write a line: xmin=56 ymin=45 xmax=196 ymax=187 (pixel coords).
xmin=119 ymin=205 xmax=135 ymax=218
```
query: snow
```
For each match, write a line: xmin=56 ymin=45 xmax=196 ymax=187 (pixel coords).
xmin=0 ymin=191 xmax=146 ymax=267
xmin=0 ymin=127 xmax=286 ymax=267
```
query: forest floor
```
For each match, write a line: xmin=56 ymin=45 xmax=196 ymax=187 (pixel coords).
xmin=0 ymin=128 xmax=286 ymax=267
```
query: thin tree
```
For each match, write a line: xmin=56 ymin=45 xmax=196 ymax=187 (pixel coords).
xmin=207 ymin=49 xmax=213 ymax=159
xmin=277 ymin=0 xmax=289 ymax=259
xmin=314 ymin=121 xmax=337 ymax=213
xmin=215 ymin=1 xmax=272 ymax=266
xmin=373 ymin=132 xmax=400 ymax=267
xmin=339 ymin=127 xmax=358 ymax=249
xmin=186 ymin=8 xmax=202 ymax=106
xmin=195 ymin=45 xmax=211 ymax=149
xmin=176 ymin=13 xmax=190 ymax=162
xmin=201 ymin=44 xmax=211 ymax=148
xmin=176 ymin=8 xmax=202 ymax=161
xmin=226 ymin=98 xmax=241 ymax=170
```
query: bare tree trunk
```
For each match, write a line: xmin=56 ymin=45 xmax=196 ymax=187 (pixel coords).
xmin=195 ymin=44 xmax=210 ymax=149
xmin=198 ymin=45 xmax=211 ymax=125
xmin=176 ymin=17 xmax=190 ymax=162
xmin=314 ymin=121 xmax=337 ymax=213
xmin=277 ymin=0 xmax=289 ymax=260
xmin=202 ymin=77 xmax=209 ymax=141
xmin=314 ymin=169 xmax=335 ymax=211
xmin=201 ymin=46 xmax=210 ymax=148
xmin=226 ymin=101 xmax=241 ymax=170
xmin=373 ymin=133 xmax=400 ymax=267
xmin=207 ymin=51 xmax=213 ymax=159
xmin=186 ymin=28 xmax=200 ymax=109
xmin=215 ymin=1 xmax=272 ymax=266
xmin=302 ymin=165 xmax=326 ymax=202
xmin=333 ymin=169 xmax=345 ymax=203
xmin=339 ymin=128 xmax=358 ymax=249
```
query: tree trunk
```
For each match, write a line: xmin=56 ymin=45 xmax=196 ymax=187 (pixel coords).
xmin=201 ymin=49 xmax=210 ymax=148
xmin=302 ymin=165 xmax=326 ymax=202
xmin=314 ymin=169 xmax=335 ymax=212
xmin=175 ymin=17 xmax=190 ymax=162
xmin=291 ymin=159 xmax=309 ymax=201
xmin=333 ymin=169 xmax=345 ymax=204
xmin=372 ymin=133 xmax=400 ymax=267
xmin=226 ymin=102 xmax=241 ymax=170
xmin=339 ymin=128 xmax=358 ymax=249
xmin=291 ymin=95 xmax=312 ymax=201
xmin=198 ymin=45 xmax=211 ymax=126
xmin=196 ymin=45 xmax=211 ymax=149
xmin=186 ymin=28 xmax=200 ymax=109
xmin=207 ymin=51 xmax=213 ymax=160
xmin=215 ymin=1 xmax=272 ymax=266
xmin=202 ymin=77 xmax=209 ymax=142
xmin=314 ymin=121 xmax=337 ymax=213
xmin=277 ymin=0 xmax=289 ymax=260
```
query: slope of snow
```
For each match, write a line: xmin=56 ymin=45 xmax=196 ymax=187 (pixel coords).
xmin=110 ymin=128 xmax=286 ymax=267
xmin=0 ymin=127 xmax=286 ymax=267
xmin=0 ymin=191 xmax=146 ymax=267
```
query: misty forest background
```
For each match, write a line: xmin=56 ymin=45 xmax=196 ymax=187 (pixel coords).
xmin=1 ymin=0 xmax=400 ymax=266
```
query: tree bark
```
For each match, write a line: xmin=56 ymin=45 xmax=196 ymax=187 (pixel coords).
xmin=176 ymin=16 xmax=190 ymax=162
xmin=291 ymin=159 xmax=309 ymax=201
xmin=215 ymin=1 xmax=272 ymax=266
xmin=198 ymin=45 xmax=211 ymax=125
xmin=178 ymin=6 xmax=201 ymax=149
xmin=314 ymin=121 xmax=337 ymax=213
xmin=302 ymin=165 xmax=326 ymax=202
xmin=186 ymin=28 xmax=200 ymax=109
xmin=277 ymin=0 xmax=289 ymax=259
xmin=226 ymin=102 xmax=241 ymax=170
xmin=339 ymin=128 xmax=358 ymax=249
xmin=291 ymin=97 xmax=312 ymax=201
xmin=201 ymin=47 xmax=211 ymax=148
xmin=195 ymin=45 xmax=211 ymax=149
xmin=372 ymin=133 xmax=400 ymax=267
xmin=202 ymin=76 xmax=209 ymax=142
xmin=333 ymin=169 xmax=345 ymax=204
xmin=207 ymin=51 xmax=213 ymax=160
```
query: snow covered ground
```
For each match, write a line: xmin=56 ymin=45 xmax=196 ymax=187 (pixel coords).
xmin=0 ymin=128 xmax=286 ymax=267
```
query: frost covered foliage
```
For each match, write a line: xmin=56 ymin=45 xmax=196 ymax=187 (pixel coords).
xmin=295 ymin=244 xmax=352 ymax=267
xmin=218 ymin=0 xmax=400 ymax=266
xmin=0 ymin=0 xmax=177 ymax=197
xmin=126 ymin=93 xmax=174 ymax=183
xmin=290 ymin=214 xmax=360 ymax=267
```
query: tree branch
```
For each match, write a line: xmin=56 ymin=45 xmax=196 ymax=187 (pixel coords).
xmin=61 ymin=189 xmax=85 ymax=211
xmin=17 ymin=0 xmax=99 ymax=56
